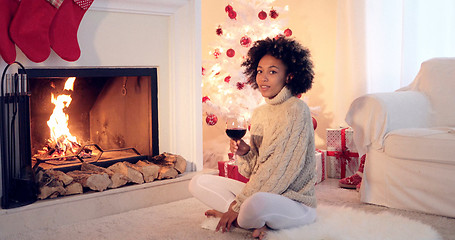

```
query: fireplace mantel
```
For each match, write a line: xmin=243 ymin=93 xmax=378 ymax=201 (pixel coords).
xmin=91 ymin=0 xmax=191 ymax=15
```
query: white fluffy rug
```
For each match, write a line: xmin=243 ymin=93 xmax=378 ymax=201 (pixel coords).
xmin=3 ymin=195 xmax=444 ymax=240
xmin=201 ymin=204 xmax=442 ymax=240
xmin=266 ymin=204 xmax=442 ymax=240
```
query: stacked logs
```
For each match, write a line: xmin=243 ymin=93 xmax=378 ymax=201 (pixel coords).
xmin=36 ymin=152 xmax=187 ymax=200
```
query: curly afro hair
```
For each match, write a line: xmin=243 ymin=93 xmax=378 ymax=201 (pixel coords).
xmin=241 ymin=37 xmax=314 ymax=96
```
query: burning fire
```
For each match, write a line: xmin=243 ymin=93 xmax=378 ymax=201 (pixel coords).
xmin=40 ymin=77 xmax=81 ymax=158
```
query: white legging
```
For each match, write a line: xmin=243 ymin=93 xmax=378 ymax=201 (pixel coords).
xmin=188 ymin=174 xmax=317 ymax=230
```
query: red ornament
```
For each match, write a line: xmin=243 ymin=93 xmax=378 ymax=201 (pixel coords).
xmin=202 ymin=67 xmax=206 ymax=76
xmin=312 ymin=117 xmax=317 ymax=130
xmin=206 ymin=114 xmax=218 ymax=126
xmin=236 ymin=82 xmax=245 ymax=90
xmin=213 ymin=48 xmax=221 ymax=58
xmin=216 ymin=26 xmax=223 ymax=36
xmin=295 ymin=93 xmax=302 ymax=98
xmin=228 ymin=10 xmax=237 ymax=19
xmin=240 ymin=36 xmax=252 ymax=47
xmin=284 ymin=28 xmax=293 ymax=37
xmin=270 ymin=9 xmax=279 ymax=19
xmin=224 ymin=76 xmax=231 ymax=83
xmin=225 ymin=4 xmax=233 ymax=13
xmin=202 ymin=96 xmax=210 ymax=103
xmin=226 ymin=48 xmax=235 ymax=58
xmin=258 ymin=10 xmax=267 ymax=20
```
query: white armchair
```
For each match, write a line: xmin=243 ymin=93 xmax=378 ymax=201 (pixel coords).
xmin=345 ymin=58 xmax=455 ymax=217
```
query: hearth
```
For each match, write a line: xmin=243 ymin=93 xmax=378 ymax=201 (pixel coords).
xmin=1 ymin=65 xmax=159 ymax=208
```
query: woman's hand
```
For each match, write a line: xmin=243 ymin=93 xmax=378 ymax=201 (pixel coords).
xmin=216 ymin=201 xmax=239 ymax=232
xmin=230 ymin=139 xmax=250 ymax=156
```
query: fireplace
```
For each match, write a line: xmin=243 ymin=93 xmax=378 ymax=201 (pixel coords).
xmin=0 ymin=2 xmax=202 ymax=237
xmin=1 ymin=67 xmax=159 ymax=208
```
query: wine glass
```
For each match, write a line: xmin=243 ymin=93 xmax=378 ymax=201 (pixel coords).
xmin=226 ymin=116 xmax=247 ymax=159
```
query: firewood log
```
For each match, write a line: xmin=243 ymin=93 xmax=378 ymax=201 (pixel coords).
xmin=109 ymin=173 xmax=129 ymax=188
xmin=158 ymin=166 xmax=178 ymax=180
xmin=36 ymin=169 xmax=74 ymax=199
xmin=66 ymin=170 xmax=112 ymax=192
xmin=135 ymin=160 xmax=152 ymax=167
xmin=172 ymin=154 xmax=187 ymax=174
xmin=163 ymin=154 xmax=176 ymax=166
xmin=64 ymin=182 xmax=83 ymax=195
xmin=162 ymin=153 xmax=187 ymax=174
xmin=81 ymin=162 xmax=128 ymax=188
xmin=39 ymin=169 xmax=74 ymax=186
xmin=134 ymin=160 xmax=160 ymax=182
xmin=150 ymin=153 xmax=172 ymax=166
xmin=38 ymin=183 xmax=66 ymax=199
xmin=124 ymin=161 xmax=143 ymax=174
xmin=48 ymin=191 xmax=61 ymax=199
xmin=35 ymin=169 xmax=44 ymax=185
xmin=107 ymin=162 xmax=144 ymax=184
xmin=81 ymin=162 xmax=114 ymax=175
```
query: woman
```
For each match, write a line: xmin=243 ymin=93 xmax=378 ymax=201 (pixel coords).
xmin=189 ymin=36 xmax=316 ymax=239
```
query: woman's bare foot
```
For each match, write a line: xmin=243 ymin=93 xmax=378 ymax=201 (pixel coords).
xmin=252 ymin=225 xmax=268 ymax=239
xmin=204 ymin=209 xmax=223 ymax=218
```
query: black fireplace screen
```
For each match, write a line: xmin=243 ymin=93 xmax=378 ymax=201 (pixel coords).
xmin=1 ymin=66 xmax=159 ymax=208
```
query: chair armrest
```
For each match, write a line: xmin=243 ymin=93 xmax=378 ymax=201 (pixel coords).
xmin=345 ymin=91 xmax=431 ymax=156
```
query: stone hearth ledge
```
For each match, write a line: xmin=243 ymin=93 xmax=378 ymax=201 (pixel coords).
xmin=0 ymin=169 xmax=217 ymax=238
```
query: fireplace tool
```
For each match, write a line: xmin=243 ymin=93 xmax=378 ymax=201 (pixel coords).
xmin=1 ymin=62 xmax=37 ymax=209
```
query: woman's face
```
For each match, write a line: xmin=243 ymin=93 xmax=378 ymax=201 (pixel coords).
xmin=256 ymin=54 xmax=288 ymax=99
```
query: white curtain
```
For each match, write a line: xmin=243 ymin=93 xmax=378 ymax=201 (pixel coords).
xmin=334 ymin=0 xmax=455 ymax=126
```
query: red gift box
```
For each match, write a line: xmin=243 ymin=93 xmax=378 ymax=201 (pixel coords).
xmin=218 ymin=159 xmax=249 ymax=183
xmin=326 ymin=127 xmax=359 ymax=178
xmin=315 ymin=149 xmax=326 ymax=184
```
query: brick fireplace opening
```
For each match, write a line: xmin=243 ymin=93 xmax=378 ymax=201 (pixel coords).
xmin=1 ymin=67 xmax=159 ymax=208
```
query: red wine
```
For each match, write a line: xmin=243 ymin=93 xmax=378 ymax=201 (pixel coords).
xmin=226 ymin=128 xmax=247 ymax=140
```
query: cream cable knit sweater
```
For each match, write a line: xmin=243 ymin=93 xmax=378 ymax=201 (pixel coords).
xmin=232 ymin=87 xmax=317 ymax=212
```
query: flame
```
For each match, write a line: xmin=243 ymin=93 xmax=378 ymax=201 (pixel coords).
xmin=46 ymin=77 xmax=80 ymax=156
xmin=64 ymin=77 xmax=76 ymax=90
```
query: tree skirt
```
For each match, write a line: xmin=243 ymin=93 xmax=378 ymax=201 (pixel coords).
xmin=265 ymin=204 xmax=442 ymax=240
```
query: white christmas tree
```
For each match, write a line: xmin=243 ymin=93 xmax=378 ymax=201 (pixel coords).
xmin=202 ymin=0 xmax=293 ymax=126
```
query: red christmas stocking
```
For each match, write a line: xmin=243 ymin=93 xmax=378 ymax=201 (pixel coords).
xmin=49 ymin=0 xmax=94 ymax=62
xmin=9 ymin=0 xmax=63 ymax=63
xmin=0 ymin=0 xmax=19 ymax=64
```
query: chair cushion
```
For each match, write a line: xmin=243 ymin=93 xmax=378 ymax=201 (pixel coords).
xmin=383 ymin=128 xmax=455 ymax=164
xmin=404 ymin=58 xmax=455 ymax=127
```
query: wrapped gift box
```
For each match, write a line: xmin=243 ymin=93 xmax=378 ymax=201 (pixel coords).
xmin=326 ymin=127 xmax=359 ymax=178
xmin=326 ymin=155 xmax=359 ymax=179
xmin=218 ymin=159 xmax=249 ymax=183
xmin=314 ymin=149 xmax=326 ymax=184
xmin=327 ymin=127 xmax=357 ymax=152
